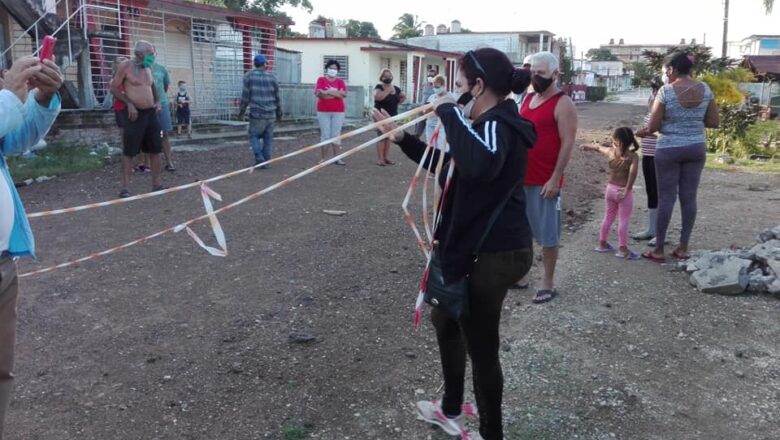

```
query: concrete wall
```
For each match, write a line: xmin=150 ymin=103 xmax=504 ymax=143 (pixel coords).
xmin=279 ymin=84 xmax=365 ymax=119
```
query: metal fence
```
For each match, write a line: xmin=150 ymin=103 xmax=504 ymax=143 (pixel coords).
xmin=278 ymin=84 xmax=366 ymax=119
xmin=3 ymin=0 xmax=278 ymax=121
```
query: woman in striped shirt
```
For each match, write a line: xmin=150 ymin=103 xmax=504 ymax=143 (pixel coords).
xmin=633 ymin=76 xmax=662 ymax=242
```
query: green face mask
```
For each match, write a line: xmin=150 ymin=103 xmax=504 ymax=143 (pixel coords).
xmin=142 ymin=54 xmax=155 ymax=68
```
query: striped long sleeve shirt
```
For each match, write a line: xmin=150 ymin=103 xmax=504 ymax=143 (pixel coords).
xmin=240 ymin=68 xmax=279 ymax=119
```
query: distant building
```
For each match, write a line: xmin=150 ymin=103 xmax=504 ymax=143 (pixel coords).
xmin=728 ymin=35 xmax=780 ymax=58
xmin=400 ymin=21 xmax=558 ymax=66
xmin=599 ymin=38 xmax=704 ymax=63
xmin=573 ymin=59 xmax=632 ymax=92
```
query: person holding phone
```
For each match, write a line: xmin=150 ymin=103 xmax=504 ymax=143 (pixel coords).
xmin=0 ymin=53 xmax=63 ymax=438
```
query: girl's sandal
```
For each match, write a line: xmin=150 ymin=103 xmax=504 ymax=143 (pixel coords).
xmin=671 ymin=250 xmax=690 ymax=260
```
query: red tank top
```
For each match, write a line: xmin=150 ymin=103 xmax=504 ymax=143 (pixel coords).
xmin=520 ymin=92 xmax=565 ymax=186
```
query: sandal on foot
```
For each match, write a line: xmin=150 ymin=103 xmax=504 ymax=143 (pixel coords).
xmin=615 ymin=250 xmax=641 ymax=260
xmin=165 ymin=163 xmax=176 ymax=172
xmin=509 ymin=282 xmax=530 ymax=290
xmin=376 ymin=161 xmax=386 ymax=167
xmin=532 ymin=289 xmax=558 ymax=304
xmin=641 ymin=251 xmax=666 ymax=263
xmin=671 ymin=250 xmax=690 ymax=260
xmin=384 ymin=159 xmax=395 ymax=165
xmin=118 ymin=189 xmax=131 ymax=198
xmin=594 ymin=243 xmax=614 ymax=253
xmin=151 ymin=185 xmax=167 ymax=192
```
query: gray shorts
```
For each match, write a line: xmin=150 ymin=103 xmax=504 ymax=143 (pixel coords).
xmin=317 ymin=112 xmax=345 ymax=145
xmin=157 ymin=106 xmax=173 ymax=132
xmin=524 ymin=185 xmax=561 ymax=248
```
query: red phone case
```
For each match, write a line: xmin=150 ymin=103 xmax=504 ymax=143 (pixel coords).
xmin=39 ymin=36 xmax=57 ymax=61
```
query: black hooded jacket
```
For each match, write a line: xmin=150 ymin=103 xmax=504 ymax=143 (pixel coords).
xmin=398 ymin=99 xmax=537 ymax=284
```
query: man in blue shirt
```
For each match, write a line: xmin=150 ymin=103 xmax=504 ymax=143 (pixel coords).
xmin=239 ymin=54 xmax=281 ymax=168
xmin=0 ymin=54 xmax=62 ymax=438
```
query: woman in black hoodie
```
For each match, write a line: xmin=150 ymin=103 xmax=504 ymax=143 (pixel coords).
xmin=373 ymin=48 xmax=536 ymax=440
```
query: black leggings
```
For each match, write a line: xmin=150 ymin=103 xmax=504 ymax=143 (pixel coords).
xmin=642 ymin=155 xmax=658 ymax=209
xmin=433 ymin=248 xmax=532 ymax=440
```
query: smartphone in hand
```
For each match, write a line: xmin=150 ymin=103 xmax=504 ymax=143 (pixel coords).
xmin=39 ymin=35 xmax=57 ymax=61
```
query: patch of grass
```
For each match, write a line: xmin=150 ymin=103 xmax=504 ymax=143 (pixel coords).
xmin=705 ymin=152 xmax=780 ymax=174
xmin=6 ymin=143 xmax=107 ymax=183
xmin=280 ymin=424 xmax=310 ymax=440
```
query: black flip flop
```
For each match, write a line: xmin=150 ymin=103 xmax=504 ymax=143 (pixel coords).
xmin=532 ymin=289 xmax=558 ymax=304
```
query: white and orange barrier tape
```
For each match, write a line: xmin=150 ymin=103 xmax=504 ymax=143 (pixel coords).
xmin=26 ymin=105 xmax=432 ymax=219
xmin=19 ymin=113 xmax=432 ymax=279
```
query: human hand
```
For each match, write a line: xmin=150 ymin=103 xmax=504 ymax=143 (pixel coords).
xmin=540 ymin=177 xmax=561 ymax=199
xmin=127 ymin=103 xmax=138 ymax=121
xmin=4 ymin=56 xmax=42 ymax=103
xmin=371 ymin=108 xmax=402 ymax=142
xmin=635 ymin=127 xmax=649 ymax=137
xmin=31 ymin=58 xmax=63 ymax=106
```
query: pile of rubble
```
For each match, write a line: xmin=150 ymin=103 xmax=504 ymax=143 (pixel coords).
xmin=680 ymin=225 xmax=780 ymax=296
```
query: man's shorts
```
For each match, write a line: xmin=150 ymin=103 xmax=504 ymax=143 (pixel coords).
xmin=157 ymin=105 xmax=173 ymax=132
xmin=115 ymin=109 xmax=128 ymax=129
xmin=524 ymin=185 xmax=562 ymax=248
xmin=122 ymin=108 xmax=163 ymax=157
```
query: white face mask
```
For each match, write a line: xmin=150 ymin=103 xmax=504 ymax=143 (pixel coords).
xmin=661 ymin=73 xmax=670 ymax=85
xmin=427 ymin=76 xmax=434 ymax=83
xmin=326 ymin=68 xmax=338 ymax=77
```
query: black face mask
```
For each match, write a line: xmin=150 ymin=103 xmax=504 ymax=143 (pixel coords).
xmin=456 ymin=91 xmax=473 ymax=107
xmin=532 ymin=74 xmax=554 ymax=93
xmin=382 ymin=78 xmax=393 ymax=84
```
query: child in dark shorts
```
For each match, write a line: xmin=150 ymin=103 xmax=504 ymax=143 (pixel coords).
xmin=176 ymin=81 xmax=192 ymax=138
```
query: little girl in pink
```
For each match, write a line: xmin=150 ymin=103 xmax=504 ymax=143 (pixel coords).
xmin=582 ymin=127 xmax=641 ymax=260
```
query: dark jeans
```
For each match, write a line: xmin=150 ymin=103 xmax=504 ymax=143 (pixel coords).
xmin=642 ymin=155 xmax=658 ymax=209
xmin=433 ymin=248 xmax=533 ymax=440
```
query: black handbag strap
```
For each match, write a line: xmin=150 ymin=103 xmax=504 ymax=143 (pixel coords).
xmin=473 ymin=179 xmax=523 ymax=254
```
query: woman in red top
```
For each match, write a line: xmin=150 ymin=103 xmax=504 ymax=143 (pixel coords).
xmin=315 ymin=59 xmax=348 ymax=165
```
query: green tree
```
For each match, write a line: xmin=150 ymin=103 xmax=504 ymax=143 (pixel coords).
xmin=642 ymin=45 xmax=736 ymax=76
xmin=342 ymin=19 xmax=380 ymax=38
xmin=629 ymin=61 xmax=655 ymax=86
xmin=586 ymin=48 xmax=618 ymax=61
xmin=191 ymin=0 xmax=313 ymax=16
xmin=764 ymin=0 xmax=774 ymax=13
xmin=391 ymin=13 xmax=422 ymax=39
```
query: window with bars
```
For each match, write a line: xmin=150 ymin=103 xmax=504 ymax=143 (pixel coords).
xmin=399 ymin=60 xmax=408 ymax=93
xmin=323 ymin=55 xmax=349 ymax=81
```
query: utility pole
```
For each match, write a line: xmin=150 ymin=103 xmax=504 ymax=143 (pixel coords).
xmin=722 ymin=0 xmax=729 ymax=58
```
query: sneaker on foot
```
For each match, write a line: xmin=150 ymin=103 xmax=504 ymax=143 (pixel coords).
xmin=415 ymin=400 xmax=466 ymax=436
xmin=334 ymin=159 xmax=346 ymax=166
xmin=119 ymin=189 xmax=131 ymax=198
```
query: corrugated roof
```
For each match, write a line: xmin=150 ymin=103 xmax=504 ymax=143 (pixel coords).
xmin=742 ymin=55 xmax=780 ymax=77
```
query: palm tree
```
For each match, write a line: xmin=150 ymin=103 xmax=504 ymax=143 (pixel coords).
xmin=391 ymin=13 xmax=422 ymax=40
xmin=764 ymin=0 xmax=774 ymax=14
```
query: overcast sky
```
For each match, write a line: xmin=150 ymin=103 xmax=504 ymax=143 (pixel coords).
xmin=280 ymin=0 xmax=778 ymax=57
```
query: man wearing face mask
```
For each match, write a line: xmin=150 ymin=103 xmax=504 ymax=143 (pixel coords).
xmin=517 ymin=51 xmax=578 ymax=304
xmin=421 ymin=68 xmax=438 ymax=104
xmin=111 ymin=40 xmax=165 ymax=198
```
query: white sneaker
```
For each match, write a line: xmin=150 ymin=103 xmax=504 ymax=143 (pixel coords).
xmin=415 ymin=399 xmax=467 ymax=436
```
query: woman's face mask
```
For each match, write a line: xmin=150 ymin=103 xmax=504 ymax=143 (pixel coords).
xmin=382 ymin=77 xmax=393 ymax=84
xmin=457 ymin=90 xmax=475 ymax=119
xmin=326 ymin=68 xmax=338 ymax=77
xmin=179 ymin=85 xmax=187 ymax=92
xmin=433 ymin=86 xmax=443 ymax=94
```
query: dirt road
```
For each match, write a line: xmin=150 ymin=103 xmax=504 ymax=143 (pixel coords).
xmin=7 ymin=103 xmax=779 ymax=439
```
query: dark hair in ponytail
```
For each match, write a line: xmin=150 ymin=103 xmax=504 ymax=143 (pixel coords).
xmin=511 ymin=68 xmax=531 ymax=94
xmin=663 ymin=51 xmax=694 ymax=75
xmin=458 ymin=47 xmax=521 ymax=97
xmin=613 ymin=127 xmax=639 ymax=155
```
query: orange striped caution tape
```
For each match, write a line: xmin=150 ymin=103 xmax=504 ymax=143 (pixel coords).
xmin=26 ymin=105 xmax=432 ymax=219
xmin=19 ymin=113 xmax=431 ymax=278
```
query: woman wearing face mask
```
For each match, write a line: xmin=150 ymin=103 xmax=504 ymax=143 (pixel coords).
xmin=424 ymin=74 xmax=455 ymax=151
xmin=315 ymin=59 xmax=348 ymax=165
xmin=373 ymin=48 xmax=536 ymax=440
xmin=636 ymin=52 xmax=719 ymax=262
xmin=373 ymin=69 xmax=406 ymax=166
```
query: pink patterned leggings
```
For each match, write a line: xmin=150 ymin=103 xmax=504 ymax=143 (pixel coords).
xmin=599 ymin=183 xmax=634 ymax=248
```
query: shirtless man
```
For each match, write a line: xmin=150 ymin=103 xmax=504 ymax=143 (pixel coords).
xmin=110 ymin=40 xmax=164 ymax=198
